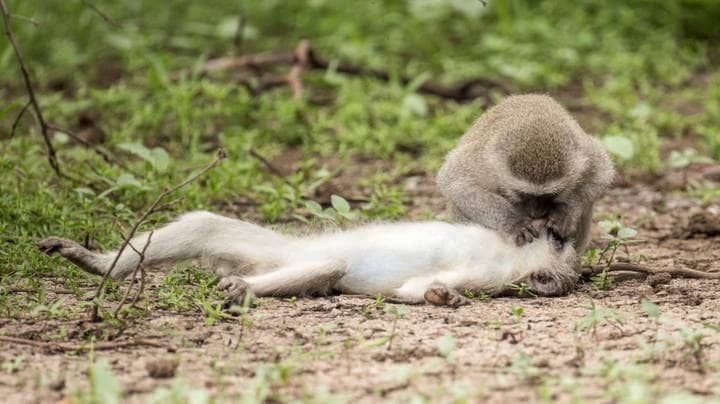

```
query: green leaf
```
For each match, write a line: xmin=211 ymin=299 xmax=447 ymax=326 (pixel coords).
xmin=400 ymin=93 xmax=428 ymax=117
xmin=330 ymin=194 xmax=351 ymax=214
xmin=640 ymin=299 xmax=660 ymax=319
xmin=437 ymin=333 xmax=455 ymax=358
xmin=118 ymin=142 xmax=170 ymax=172
xmin=603 ymin=135 xmax=635 ymax=160
xmin=116 ymin=173 xmax=143 ymax=189
xmin=89 ymin=358 xmax=121 ymax=404
xmin=305 ymin=200 xmax=323 ymax=214
xmin=617 ymin=227 xmax=637 ymax=239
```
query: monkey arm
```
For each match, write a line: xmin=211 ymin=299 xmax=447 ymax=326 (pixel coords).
xmin=440 ymin=179 xmax=538 ymax=246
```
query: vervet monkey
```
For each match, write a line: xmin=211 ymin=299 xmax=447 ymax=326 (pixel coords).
xmin=438 ymin=94 xmax=615 ymax=252
xmin=38 ymin=211 xmax=579 ymax=307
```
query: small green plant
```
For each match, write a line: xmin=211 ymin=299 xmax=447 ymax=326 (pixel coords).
xmin=383 ymin=304 xmax=408 ymax=351
xmin=75 ymin=358 xmax=122 ymax=404
xmin=506 ymin=282 xmax=536 ymax=297
xmin=1 ymin=355 xmax=25 ymax=374
xmin=304 ymin=194 xmax=357 ymax=223
xmin=510 ymin=305 xmax=524 ymax=322
xmin=575 ymin=300 xmax=624 ymax=339
xmin=463 ymin=289 xmax=491 ymax=301
xmin=437 ymin=333 xmax=456 ymax=361
xmin=590 ymin=219 xmax=642 ymax=289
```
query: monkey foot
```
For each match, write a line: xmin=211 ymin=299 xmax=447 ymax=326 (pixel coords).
xmin=218 ymin=276 xmax=252 ymax=309
xmin=424 ymin=283 xmax=471 ymax=308
xmin=37 ymin=236 xmax=107 ymax=276
xmin=37 ymin=236 xmax=81 ymax=255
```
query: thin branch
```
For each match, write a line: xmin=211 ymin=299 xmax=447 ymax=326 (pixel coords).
xmin=581 ymin=263 xmax=720 ymax=280
xmin=0 ymin=0 xmax=62 ymax=177
xmin=194 ymin=41 xmax=510 ymax=101
xmin=247 ymin=148 xmax=297 ymax=189
xmin=81 ymin=0 xmax=119 ymax=28
xmin=9 ymin=13 xmax=37 ymax=26
xmin=90 ymin=148 xmax=226 ymax=321
xmin=0 ymin=335 xmax=170 ymax=352
xmin=113 ymin=231 xmax=153 ymax=318
xmin=47 ymin=124 xmax=139 ymax=176
xmin=10 ymin=100 xmax=31 ymax=139
xmin=287 ymin=40 xmax=310 ymax=99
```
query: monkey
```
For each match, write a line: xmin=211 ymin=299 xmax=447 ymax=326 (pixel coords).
xmin=37 ymin=211 xmax=580 ymax=308
xmin=437 ymin=94 xmax=615 ymax=253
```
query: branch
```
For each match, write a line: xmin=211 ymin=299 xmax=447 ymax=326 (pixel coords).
xmin=81 ymin=0 xmax=119 ymax=28
xmin=0 ymin=0 xmax=62 ymax=177
xmin=580 ymin=263 xmax=720 ymax=280
xmin=0 ymin=335 xmax=170 ymax=352
xmin=112 ymin=230 xmax=153 ymax=318
xmin=90 ymin=148 xmax=226 ymax=321
xmin=194 ymin=41 xmax=510 ymax=101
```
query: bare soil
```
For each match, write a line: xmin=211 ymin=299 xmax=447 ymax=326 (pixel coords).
xmin=2 ymin=168 xmax=720 ymax=403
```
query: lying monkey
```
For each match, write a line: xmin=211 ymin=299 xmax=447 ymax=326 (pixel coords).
xmin=37 ymin=211 xmax=579 ymax=307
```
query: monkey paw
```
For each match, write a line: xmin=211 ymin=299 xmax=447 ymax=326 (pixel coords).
xmin=37 ymin=237 xmax=82 ymax=256
xmin=512 ymin=222 xmax=540 ymax=246
xmin=218 ymin=276 xmax=252 ymax=309
xmin=424 ymin=283 xmax=471 ymax=308
xmin=547 ymin=209 xmax=577 ymax=242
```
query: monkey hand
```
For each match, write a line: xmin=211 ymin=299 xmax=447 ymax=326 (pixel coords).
xmin=508 ymin=219 xmax=542 ymax=246
xmin=546 ymin=206 xmax=580 ymax=242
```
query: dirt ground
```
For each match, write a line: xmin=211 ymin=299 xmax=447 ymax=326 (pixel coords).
xmin=2 ymin=168 xmax=720 ymax=403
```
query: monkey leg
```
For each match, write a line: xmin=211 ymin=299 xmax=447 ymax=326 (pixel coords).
xmin=218 ymin=259 xmax=349 ymax=306
xmin=37 ymin=211 xmax=286 ymax=280
xmin=37 ymin=237 xmax=108 ymax=276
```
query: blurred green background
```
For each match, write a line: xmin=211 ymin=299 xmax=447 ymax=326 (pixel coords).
xmin=1 ymin=0 xmax=720 ymax=310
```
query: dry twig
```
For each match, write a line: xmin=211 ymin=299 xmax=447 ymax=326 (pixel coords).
xmin=581 ymin=263 xmax=720 ymax=280
xmin=195 ymin=41 xmax=510 ymax=101
xmin=0 ymin=0 xmax=62 ymax=177
xmin=90 ymin=148 xmax=226 ymax=321
xmin=0 ymin=335 xmax=170 ymax=352
xmin=112 ymin=231 xmax=154 ymax=318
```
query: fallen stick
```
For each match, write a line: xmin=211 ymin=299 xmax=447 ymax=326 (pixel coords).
xmin=581 ymin=263 xmax=720 ymax=279
xmin=194 ymin=41 xmax=510 ymax=101
xmin=0 ymin=335 xmax=170 ymax=352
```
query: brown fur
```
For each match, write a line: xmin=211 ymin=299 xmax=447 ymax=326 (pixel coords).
xmin=437 ymin=94 xmax=614 ymax=254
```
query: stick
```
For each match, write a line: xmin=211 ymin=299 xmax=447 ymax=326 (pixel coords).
xmin=0 ymin=0 xmax=62 ymax=177
xmin=195 ymin=41 xmax=510 ymax=101
xmin=581 ymin=263 xmax=720 ymax=280
xmin=287 ymin=40 xmax=310 ymax=99
xmin=0 ymin=335 xmax=169 ymax=352
xmin=112 ymin=231 xmax=153 ymax=318
xmin=90 ymin=149 xmax=226 ymax=321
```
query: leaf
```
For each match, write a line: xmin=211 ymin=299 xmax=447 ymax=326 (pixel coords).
xmin=400 ymin=93 xmax=428 ymax=117
xmin=617 ymin=227 xmax=637 ymax=239
xmin=603 ymin=135 xmax=635 ymax=160
xmin=304 ymin=200 xmax=323 ymax=214
xmin=362 ymin=335 xmax=391 ymax=348
xmin=118 ymin=142 xmax=170 ymax=172
xmin=89 ymin=358 xmax=121 ymax=404
xmin=437 ymin=333 xmax=456 ymax=358
xmin=149 ymin=147 xmax=170 ymax=171
xmin=116 ymin=173 xmax=143 ymax=189
xmin=330 ymin=194 xmax=351 ymax=214
xmin=640 ymin=299 xmax=660 ymax=319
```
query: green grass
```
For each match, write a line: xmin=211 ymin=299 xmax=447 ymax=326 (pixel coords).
xmin=1 ymin=0 xmax=720 ymax=383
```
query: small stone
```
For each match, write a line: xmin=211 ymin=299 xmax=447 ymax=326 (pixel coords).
xmin=647 ymin=273 xmax=672 ymax=288
xmin=145 ymin=358 xmax=179 ymax=379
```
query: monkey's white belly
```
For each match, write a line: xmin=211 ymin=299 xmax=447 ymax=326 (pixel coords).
xmin=287 ymin=222 xmax=518 ymax=296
